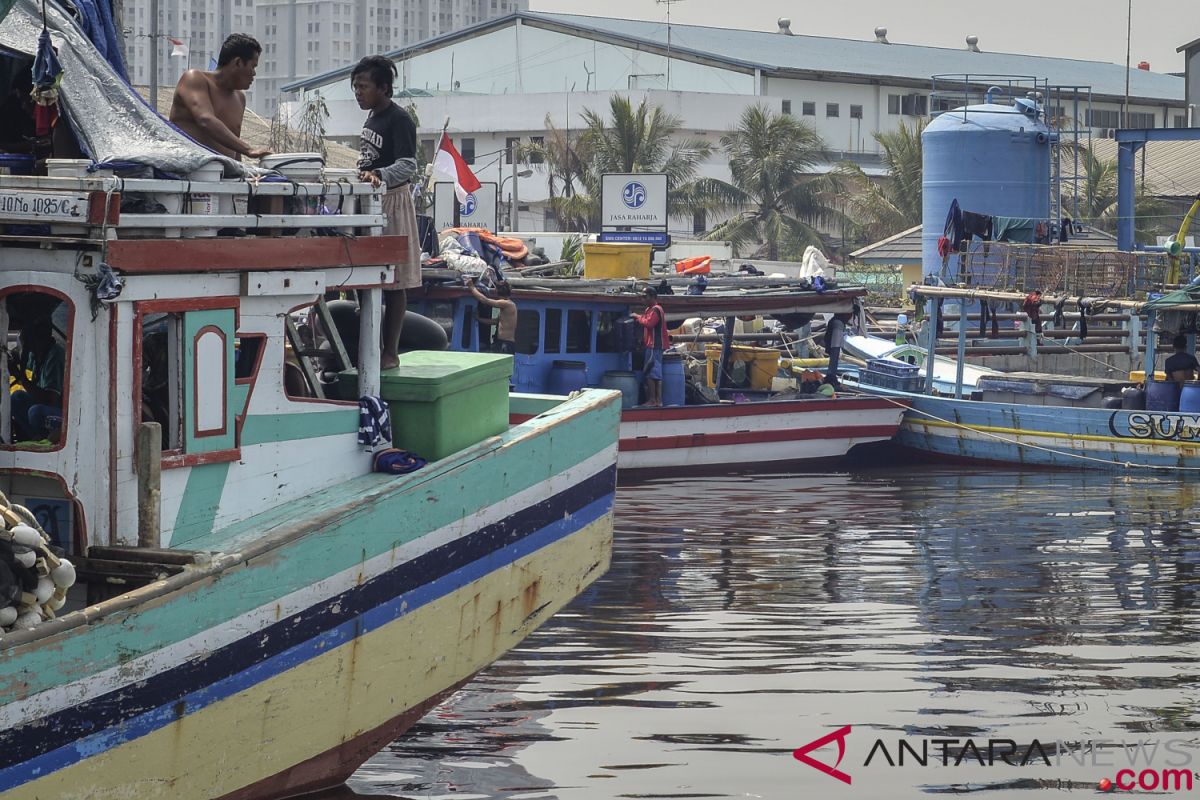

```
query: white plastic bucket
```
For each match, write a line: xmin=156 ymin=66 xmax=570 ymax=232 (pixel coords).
xmin=184 ymin=161 xmax=225 ymax=237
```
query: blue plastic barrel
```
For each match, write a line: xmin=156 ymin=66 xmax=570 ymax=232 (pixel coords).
xmin=1180 ymin=382 xmax=1200 ymax=413
xmin=662 ymin=353 xmax=685 ymax=406
xmin=547 ymin=360 xmax=587 ymax=395
xmin=600 ymin=370 xmax=639 ymax=409
xmin=0 ymin=154 xmax=34 ymax=176
xmin=1145 ymin=380 xmax=1181 ymax=412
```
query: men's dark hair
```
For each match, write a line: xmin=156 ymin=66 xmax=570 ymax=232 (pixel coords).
xmin=218 ymin=33 xmax=261 ymax=67
xmin=496 ymin=281 xmax=513 ymax=298
xmin=352 ymin=55 xmax=398 ymax=97
xmin=1174 ymin=333 xmax=1188 ymax=350
xmin=643 ymin=286 xmax=657 ymax=300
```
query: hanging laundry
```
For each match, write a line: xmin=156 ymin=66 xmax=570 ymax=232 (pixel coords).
xmin=1077 ymin=297 xmax=1090 ymax=340
xmin=936 ymin=299 xmax=945 ymax=337
xmin=358 ymin=396 xmax=392 ymax=447
xmin=961 ymin=211 xmax=993 ymax=246
xmin=1022 ymin=291 xmax=1043 ymax=334
xmin=978 ymin=301 xmax=989 ymax=338
xmin=31 ymin=29 xmax=62 ymax=137
xmin=1059 ymin=217 xmax=1071 ymax=243
xmin=1053 ymin=297 xmax=1066 ymax=328
xmin=991 ymin=216 xmax=1037 ymax=243
xmin=943 ymin=199 xmax=963 ymax=244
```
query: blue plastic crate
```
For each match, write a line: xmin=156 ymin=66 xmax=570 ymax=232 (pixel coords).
xmin=867 ymin=358 xmax=920 ymax=379
xmin=861 ymin=369 xmax=924 ymax=393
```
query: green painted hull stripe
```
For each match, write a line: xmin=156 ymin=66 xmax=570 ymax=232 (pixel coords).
xmin=171 ymin=463 xmax=232 ymax=546
xmin=4 ymin=393 xmax=619 ymax=689
xmin=241 ymin=410 xmax=360 ymax=445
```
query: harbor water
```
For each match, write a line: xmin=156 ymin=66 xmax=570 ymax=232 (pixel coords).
xmin=323 ymin=467 xmax=1200 ymax=799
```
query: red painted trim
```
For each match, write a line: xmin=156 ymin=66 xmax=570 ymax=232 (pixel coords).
xmin=619 ymin=424 xmax=901 ymax=451
xmin=135 ymin=297 xmax=240 ymax=314
xmin=510 ymin=413 xmax=535 ymax=424
xmin=621 ymin=396 xmax=907 ymax=422
xmin=191 ymin=324 xmax=229 ymax=438
xmin=107 ymin=236 xmax=408 ymax=273
xmin=87 ymin=191 xmax=121 ymax=225
xmin=216 ymin=677 xmax=472 ymax=800
xmin=0 ymin=286 xmax=74 ymax=455
xmin=161 ymin=449 xmax=241 ymax=469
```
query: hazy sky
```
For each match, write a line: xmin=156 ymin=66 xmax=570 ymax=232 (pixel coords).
xmin=528 ymin=0 xmax=1192 ymax=75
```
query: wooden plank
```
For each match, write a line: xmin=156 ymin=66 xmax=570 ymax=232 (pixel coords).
xmin=106 ymin=236 xmax=408 ymax=273
xmin=87 ymin=546 xmax=201 ymax=566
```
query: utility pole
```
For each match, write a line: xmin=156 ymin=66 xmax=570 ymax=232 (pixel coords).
xmin=655 ymin=0 xmax=684 ymax=90
xmin=1123 ymin=0 xmax=1132 ymax=129
xmin=149 ymin=0 xmax=159 ymax=113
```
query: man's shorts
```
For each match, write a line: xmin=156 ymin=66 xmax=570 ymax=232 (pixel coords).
xmin=642 ymin=348 xmax=664 ymax=380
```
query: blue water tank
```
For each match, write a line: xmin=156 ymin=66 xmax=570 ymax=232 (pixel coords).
xmin=922 ymin=102 xmax=1052 ymax=281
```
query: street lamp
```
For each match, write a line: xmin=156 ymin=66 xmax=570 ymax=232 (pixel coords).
xmin=501 ymin=167 xmax=533 ymax=232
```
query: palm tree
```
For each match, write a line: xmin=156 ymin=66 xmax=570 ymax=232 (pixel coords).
xmin=700 ymin=104 xmax=843 ymax=260
xmin=1070 ymin=146 xmax=1172 ymax=245
xmin=839 ymin=119 xmax=925 ymax=245
xmin=526 ymin=95 xmax=712 ymax=231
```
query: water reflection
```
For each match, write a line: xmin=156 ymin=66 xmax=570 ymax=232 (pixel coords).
xmin=340 ymin=469 xmax=1200 ymax=799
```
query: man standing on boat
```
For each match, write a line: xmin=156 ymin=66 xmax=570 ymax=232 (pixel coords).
xmin=466 ymin=278 xmax=517 ymax=354
xmin=168 ymin=34 xmax=271 ymax=160
xmin=635 ymin=287 xmax=670 ymax=407
xmin=1165 ymin=334 xmax=1199 ymax=384
xmin=352 ymin=55 xmax=422 ymax=370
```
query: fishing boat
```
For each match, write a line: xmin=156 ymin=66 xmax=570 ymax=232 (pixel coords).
xmin=408 ymin=274 xmax=907 ymax=474
xmin=0 ymin=4 xmax=619 ymax=797
xmin=850 ymin=281 xmax=1200 ymax=471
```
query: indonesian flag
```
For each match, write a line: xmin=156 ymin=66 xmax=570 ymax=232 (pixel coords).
xmin=432 ymin=133 xmax=481 ymax=203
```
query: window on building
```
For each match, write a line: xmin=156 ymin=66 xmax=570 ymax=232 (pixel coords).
xmin=692 ymin=208 xmax=706 ymax=235
xmin=888 ymin=94 xmax=901 ymax=115
xmin=1175 ymin=114 xmax=1188 ymax=128
xmin=900 ymin=94 xmax=928 ymax=116
xmin=1086 ymin=108 xmax=1121 ymax=128
xmin=850 ymin=104 xmax=863 ymax=119
xmin=781 ymin=99 xmax=792 ymax=115
xmin=802 ymin=101 xmax=815 ymax=116
xmin=826 ymin=103 xmax=839 ymax=118
xmin=420 ymin=138 xmax=435 ymax=162
xmin=1127 ymin=111 xmax=1156 ymax=128
xmin=460 ymin=138 xmax=475 ymax=165
xmin=528 ymin=136 xmax=544 ymax=164
xmin=506 ymin=136 xmax=520 ymax=164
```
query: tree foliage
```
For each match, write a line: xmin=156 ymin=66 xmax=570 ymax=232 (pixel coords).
xmin=839 ymin=118 xmax=925 ymax=246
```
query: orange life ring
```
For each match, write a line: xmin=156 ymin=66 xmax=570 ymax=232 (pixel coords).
xmin=675 ymin=255 xmax=711 ymax=275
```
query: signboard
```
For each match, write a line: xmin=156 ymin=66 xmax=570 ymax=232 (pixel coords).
xmin=600 ymin=173 xmax=668 ymax=230
xmin=434 ymin=182 xmax=498 ymax=232
xmin=0 ymin=190 xmax=89 ymax=223
xmin=598 ymin=230 xmax=671 ymax=247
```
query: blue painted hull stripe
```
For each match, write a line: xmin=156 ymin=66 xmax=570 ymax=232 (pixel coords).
xmin=0 ymin=466 xmax=615 ymax=789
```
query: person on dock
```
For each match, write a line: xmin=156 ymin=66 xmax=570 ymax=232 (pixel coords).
xmin=352 ymin=55 xmax=422 ymax=370
xmin=634 ymin=287 xmax=670 ymax=407
xmin=467 ymin=278 xmax=517 ymax=354
xmin=169 ymin=34 xmax=271 ymax=160
xmin=1164 ymin=334 xmax=1199 ymax=385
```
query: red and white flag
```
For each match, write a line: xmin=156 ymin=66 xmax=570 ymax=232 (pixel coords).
xmin=432 ymin=133 xmax=481 ymax=203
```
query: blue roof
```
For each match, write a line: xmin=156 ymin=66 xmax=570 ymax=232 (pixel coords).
xmin=284 ymin=12 xmax=1183 ymax=102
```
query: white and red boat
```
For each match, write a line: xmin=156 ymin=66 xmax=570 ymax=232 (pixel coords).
xmin=411 ymin=274 xmax=907 ymax=474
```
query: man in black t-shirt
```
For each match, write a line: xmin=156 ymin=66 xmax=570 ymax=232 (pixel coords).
xmin=353 ymin=55 xmax=422 ymax=370
xmin=1164 ymin=334 xmax=1199 ymax=385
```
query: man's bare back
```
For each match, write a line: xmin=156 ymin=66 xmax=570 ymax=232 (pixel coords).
xmin=168 ymin=36 xmax=269 ymax=160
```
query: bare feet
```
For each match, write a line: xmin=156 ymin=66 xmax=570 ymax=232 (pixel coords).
xmin=381 ymin=355 xmax=399 ymax=370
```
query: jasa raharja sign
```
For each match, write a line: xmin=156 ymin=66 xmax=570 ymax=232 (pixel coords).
xmin=601 ymin=173 xmax=668 ymax=229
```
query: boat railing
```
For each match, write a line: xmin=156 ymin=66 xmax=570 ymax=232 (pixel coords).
xmin=0 ymin=171 xmax=385 ymax=240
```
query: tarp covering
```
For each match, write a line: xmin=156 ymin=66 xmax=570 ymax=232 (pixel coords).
xmin=0 ymin=0 xmax=14 ymax=28
xmin=0 ymin=0 xmax=244 ymax=175
xmin=1144 ymin=283 xmax=1200 ymax=311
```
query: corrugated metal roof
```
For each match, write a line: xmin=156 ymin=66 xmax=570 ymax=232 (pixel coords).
xmin=1083 ymin=139 xmax=1200 ymax=199
xmin=284 ymin=12 xmax=1184 ymax=103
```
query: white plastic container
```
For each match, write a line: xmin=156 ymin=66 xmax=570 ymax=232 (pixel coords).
xmin=184 ymin=161 xmax=225 ymax=237
xmin=263 ymin=152 xmax=324 ymax=183
xmin=45 ymin=160 xmax=115 ymax=234
xmin=320 ymin=168 xmax=360 ymax=227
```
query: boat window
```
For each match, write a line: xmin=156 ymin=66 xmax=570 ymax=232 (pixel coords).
xmin=565 ymin=310 xmax=592 ymax=354
xmin=596 ymin=311 xmax=623 ymax=353
xmin=543 ymin=308 xmax=563 ymax=354
xmin=5 ymin=292 xmax=71 ymax=449
xmin=141 ymin=312 xmax=182 ymax=450
xmin=514 ymin=310 xmax=540 ymax=355
xmin=235 ymin=335 xmax=264 ymax=380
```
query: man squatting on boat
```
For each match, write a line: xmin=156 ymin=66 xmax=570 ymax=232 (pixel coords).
xmin=353 ymin=55 xmax=423 ymax=370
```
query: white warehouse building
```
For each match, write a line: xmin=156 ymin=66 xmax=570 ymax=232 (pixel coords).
xmin=281 ymin=12 xmax=1187 ymax=234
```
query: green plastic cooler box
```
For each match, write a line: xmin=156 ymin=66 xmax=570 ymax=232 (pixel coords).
xmin=376 ymin=351 xmax=513 ymax=461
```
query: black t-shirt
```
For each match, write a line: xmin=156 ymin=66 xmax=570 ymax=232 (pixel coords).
xmin=357 ymin=102 xmax=417 ymax=178
xmin=1165 ymin=351 xmax=1199 ymax=375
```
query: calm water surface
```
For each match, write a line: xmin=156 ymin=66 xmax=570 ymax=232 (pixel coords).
xmin=321 ymin=467 xmax=1200 ymax=799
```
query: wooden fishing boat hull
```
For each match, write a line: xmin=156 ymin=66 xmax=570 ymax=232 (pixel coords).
xmin=0 ymin=390 xmax=619 ymax=800
xmin=863 ymin=387 xmax=1200 ymax=470
xmin=616 ymin=397 xmax=906 ymax=472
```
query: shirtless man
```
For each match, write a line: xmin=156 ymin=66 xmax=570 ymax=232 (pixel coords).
xmin=169 ymin=33 xmax=270 ymax=160
xmin=467 ymin=278 xmax=518 ymax=354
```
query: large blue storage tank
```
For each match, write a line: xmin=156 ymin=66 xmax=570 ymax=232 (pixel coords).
xmin=921 ymin=102 xmax=1052 ymax=281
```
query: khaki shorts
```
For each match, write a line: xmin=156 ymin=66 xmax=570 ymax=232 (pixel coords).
xmin=382 ymin=185 xmax=422 ymax=289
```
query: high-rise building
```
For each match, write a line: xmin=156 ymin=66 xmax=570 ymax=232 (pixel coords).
xmin=121 ymin=0 xmax=525 ymax=117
